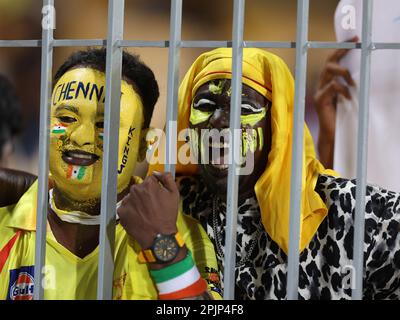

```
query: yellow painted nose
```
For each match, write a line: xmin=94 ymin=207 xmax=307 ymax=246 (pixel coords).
xmin=70 ymin=123 xmax=96 ymax=147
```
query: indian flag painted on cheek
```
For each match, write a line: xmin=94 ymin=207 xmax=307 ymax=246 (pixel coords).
xmin=52 ymin=124 xmax=67 ymax=134
xmin=98 ymin=132 xmax=104 ymax=141
xmin=66 ymin=165 xmax=86 ymax=180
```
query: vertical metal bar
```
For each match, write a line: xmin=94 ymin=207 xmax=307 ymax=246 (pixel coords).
xmin=352 ymin=0 xmax=373 ymax=300
xmin=223 ymin=0 xmax=245 ymax=300
xmin=34 ymin=0 xmax=54 ymax=300
xmin=286 ymin=0 xmax=309 ymax=300
xmin=164 ymin=0 xmax=182 ymax=177
xmin=97 ymin=0 xmax=125 ymax=300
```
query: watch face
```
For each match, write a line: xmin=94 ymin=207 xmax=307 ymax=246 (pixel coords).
xmin=153 ymin=235 xmax=179 ymax=263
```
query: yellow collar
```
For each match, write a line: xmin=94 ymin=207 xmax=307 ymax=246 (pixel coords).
xmin=6 ymin=179 xmax=39 ymax=231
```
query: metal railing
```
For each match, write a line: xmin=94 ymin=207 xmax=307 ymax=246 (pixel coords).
xmin=2 ymin=0 xmax=396 ymax=300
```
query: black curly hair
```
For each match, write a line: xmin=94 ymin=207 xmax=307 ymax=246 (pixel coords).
xmin=54 ymin=48 xmax=159 ymax=128
xmin=0 ymin=75 xmax=21 ymax=159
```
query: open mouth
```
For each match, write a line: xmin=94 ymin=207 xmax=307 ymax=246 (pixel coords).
xmin=201 ymin=140 xmax=230 ymax=175
xmin=209 ymin=142 xmax=229 ymax=170
xmin=202 ymin=141 xmax=249 ymax=176
xmin=62 ymin=150 xmax=100 ymax=166
xmin=198 ymin=128 xmax=249 ymax=176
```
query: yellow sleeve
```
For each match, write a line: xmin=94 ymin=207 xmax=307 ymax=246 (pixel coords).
xmin=176 ymin=208 xmax=223 ymax=300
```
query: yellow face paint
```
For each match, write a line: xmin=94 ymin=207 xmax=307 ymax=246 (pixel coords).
xmin=242 ymin=129 xmax=258 ymax=157
xmin=209 ymin=80 xmax=225 ymax=95
xmin=240 ymin=107 xmax=266 ymax=126
xmin=188 ymin=128 xmax=200 ymax=161
xmin=189 ymin=105 xmax=213 ymax=125
xmin=50 ymin=67 xmax=144 ymax=201
xmin=226 ymin=86 xmax=232 ymax=97
xmin=257 ymin=127 xmax=264 ymax=151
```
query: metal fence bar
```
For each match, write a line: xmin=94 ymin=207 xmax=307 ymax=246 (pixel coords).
xmin=164 ymin=0 xmax=182 ymax=176
xmin=286 ymin=0 xmax=309 ymax=300
xmin=308 ymin=41 xmax=360 ymax=49
xmin=223 ymin=0 xmax=245 ymax=300
xmin=33 ymin=0 xmax=54 ymax=300
xmin=118 ymin=40 xmax=169 ymax=47
xmin=373 ymin=43 xmax=400 ymax=50
xmin=54 ymin=39 xmax=106 ymax=46
xmin=2 ymin=39 xmax=400 ymax=50
xmin=0 ymin=40 xmax=42 ymax=47
xmin=245 ymin=41 xmax=296 ymax=48
xmin=97 ymin=0 xmax=125 ymax=300
xmin=182 ymin=40 xmax=232 ymax=48
xmin=352 ymin=0 xmax=373 ymax=301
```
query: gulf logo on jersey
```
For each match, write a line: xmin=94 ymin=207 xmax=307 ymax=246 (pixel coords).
xmin=7 ymin=266 xmax=35 ymax=300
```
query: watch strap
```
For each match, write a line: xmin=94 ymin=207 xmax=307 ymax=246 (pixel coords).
xmin=138 ymin=249 xmax=156 ymax=263
xmin=138 ymin=232 xmax=184 ymax=263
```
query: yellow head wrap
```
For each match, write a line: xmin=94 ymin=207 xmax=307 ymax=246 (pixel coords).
xmin=149 ymin=48 xmax=338 ymax=254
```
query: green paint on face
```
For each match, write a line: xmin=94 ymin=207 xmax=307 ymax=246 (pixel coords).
xmin=240 ymin=108 xmax=266 ymax=126
xmin=257 ymin=127 xmax=264 ymax=151
xmin=189 ymin=105 xmax=213 ymax=125
xmin=188 ymin=128 xmax=200 ymax=161
xmin=77 ymin=166 xmax=86 ymax=180
xmin=242 ymin=129 xmax=258 ymax=157
xmin=209 ymin=80 xmax=226 ymax=95
xmin=224 ymin=86 xmax=247 ymax=98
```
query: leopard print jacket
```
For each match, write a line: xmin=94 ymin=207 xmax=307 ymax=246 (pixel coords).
xmin=178 ymin=174 xmax=400 ymax=300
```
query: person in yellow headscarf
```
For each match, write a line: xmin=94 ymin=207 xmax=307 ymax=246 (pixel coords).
xmin=0 ymin=48 xmax=220 ymax=300
xmin=150 ymin=48 xmax=400 ymax=300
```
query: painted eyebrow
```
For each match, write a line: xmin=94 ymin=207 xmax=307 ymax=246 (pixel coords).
xmin=55 ymin=105 xmax=79 ymax=115
xmin=241 ymin=103 xmax=264 ymax=113
xmin=193 ymin=99 xmax=216 ymax=107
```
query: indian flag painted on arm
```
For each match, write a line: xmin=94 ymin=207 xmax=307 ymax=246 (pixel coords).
xmin=52 ymin=124 xmax=67 ymax=134
xmin=66 ymin=165 xmax=86 ymax=180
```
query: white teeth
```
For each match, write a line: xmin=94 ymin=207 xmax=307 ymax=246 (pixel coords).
xmin=209 ymin=142 xmax=229 ymax=148
xmin=212 ymin=164 xmax=229 ymax=170
xmin=210 ymin=157 xmax=229 ymax=166
xmin=70 ymin=153 xmax=93 ymax=160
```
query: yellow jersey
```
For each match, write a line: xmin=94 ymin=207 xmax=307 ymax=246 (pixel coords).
xmin=0 ymin=180 xmax=221 ymax=300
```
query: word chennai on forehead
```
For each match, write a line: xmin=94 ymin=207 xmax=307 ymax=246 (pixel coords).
xmin=52 ymin=81 xmax=124 ymax=106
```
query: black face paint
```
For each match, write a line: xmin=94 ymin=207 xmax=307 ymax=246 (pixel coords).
xmin=189 ymin=79 xmax=272 ymax=201
xmin=118 ymin=126 xmax=136 ymax=174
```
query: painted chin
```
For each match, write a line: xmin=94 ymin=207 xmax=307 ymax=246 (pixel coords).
xmin=201 ymin=164 xmax=228 ymax=195
xmin=200 ymin=143 xmax=230 ymax=176
xmin=61 ymin=150 xmax=100 ymax=167
xmin=201 ymin=164 xmax=256 ymax=198
xmin=203 ymin=163 xmax=229 ymax=178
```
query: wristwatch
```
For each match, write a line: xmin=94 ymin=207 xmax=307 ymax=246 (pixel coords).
xmin=138 ymin=232 xmax=185 ymax=264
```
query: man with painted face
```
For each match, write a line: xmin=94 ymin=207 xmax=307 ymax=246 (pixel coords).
xmin=149 ymin=48 xmax=400 ymax=299
xmin=0 ymin=48 xmax=220 ymax=300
